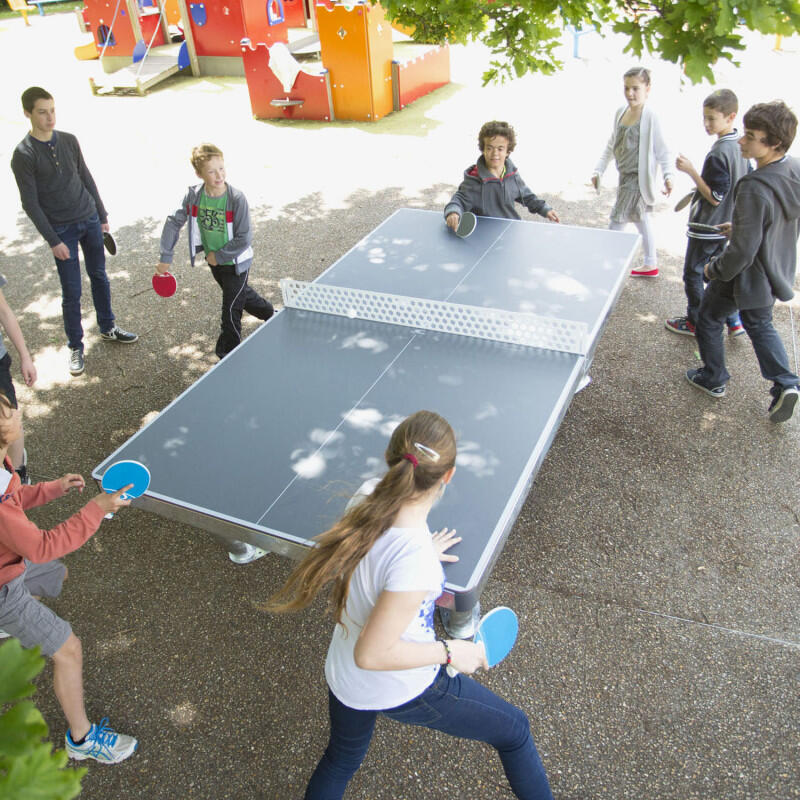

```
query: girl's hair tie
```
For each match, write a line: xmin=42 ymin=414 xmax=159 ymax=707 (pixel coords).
xmin=402 ymin=453 xmax=419 ymax=468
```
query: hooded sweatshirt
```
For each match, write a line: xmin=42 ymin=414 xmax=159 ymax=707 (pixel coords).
xmin=444 ymin=155 xmax=552 ymax=221
xmin=0 ymin=461 xmax=105 ymax=588
xmin=706 ymin=156 xmax=800 ymax=308
xmin=159 ymin=182 xmax=254 ymax=275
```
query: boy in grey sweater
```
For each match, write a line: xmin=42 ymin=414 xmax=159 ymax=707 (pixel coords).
xmin=10 ymin=87 xmax=138 ymax=377
xmin=686 ymin=101 xmax=800 ymax=423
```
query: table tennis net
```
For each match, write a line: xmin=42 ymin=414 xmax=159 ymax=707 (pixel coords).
xmin=280 ymin=279 xmax=588 ymax=355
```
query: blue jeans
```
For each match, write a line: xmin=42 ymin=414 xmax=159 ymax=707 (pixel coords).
xmin=695 ymin=279 xmax=799 ymax=396
xmin=305 ymin=667 xmax=553 ymax=800
xmin=683 ymin=238 xmax=740 ymax=328
xmin=52 ymin=214 xmax=114 ymax=350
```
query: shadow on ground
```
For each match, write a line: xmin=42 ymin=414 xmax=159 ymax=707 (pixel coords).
xmin=1 ymin=185 xmax=798 ymax=800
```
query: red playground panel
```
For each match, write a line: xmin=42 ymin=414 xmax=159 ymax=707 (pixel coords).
xmin=186 ymin=0 xmax=245 ymax=57
xmin=392 ymin=44 xmax=450 ymax=111
xmin=241 ymin=41 xmax=333 ymax=120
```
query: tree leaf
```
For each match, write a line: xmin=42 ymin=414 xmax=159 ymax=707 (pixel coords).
xmin=0 ymin=743 xmax=85 ymax=800
xmin=0 ymin=702 xmax=48 ymax=758
xmin=0 ymin=641 xmax=43 ymax=708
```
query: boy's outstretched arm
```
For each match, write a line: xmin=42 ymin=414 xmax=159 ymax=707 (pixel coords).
xmin=0 ymin=290 xmax=36 ymax=387
xmin=3 ymin=482 xmax=130 ymax=565
xmin=518 ymin=176 xmax=558 ymax=222
xmin=444 ymin=170 xmax=481 ymax=223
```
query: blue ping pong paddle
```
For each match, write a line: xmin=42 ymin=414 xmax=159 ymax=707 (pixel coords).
xmin=446 ymin=606 xmax=518 ymax=676
xmin=455 ymin=211 xmax=477 ymax=238
xmin=101 ymin=460 xmax=150 ymax=518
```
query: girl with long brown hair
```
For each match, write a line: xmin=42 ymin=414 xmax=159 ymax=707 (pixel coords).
xmin=271 ymin=410 xmax=553 ymax=799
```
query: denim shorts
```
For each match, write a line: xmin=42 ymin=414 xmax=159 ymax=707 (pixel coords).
xmin=0 ymin=560 xmax=71 ymax=656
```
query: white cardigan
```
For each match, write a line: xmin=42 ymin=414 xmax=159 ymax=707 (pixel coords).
xmin=593 ymin=105 xmax=674 ymax=206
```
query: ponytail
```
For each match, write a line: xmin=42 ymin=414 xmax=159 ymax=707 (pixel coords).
xmin=269 ymin=411 xmax=456 ymax=623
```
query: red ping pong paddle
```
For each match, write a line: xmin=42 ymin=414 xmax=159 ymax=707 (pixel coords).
xmin=152 ymin=272 xmax=177 ymax=298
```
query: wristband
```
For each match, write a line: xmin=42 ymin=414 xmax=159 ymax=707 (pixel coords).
xmin=438 ymin=638 xmax=452 ymax=666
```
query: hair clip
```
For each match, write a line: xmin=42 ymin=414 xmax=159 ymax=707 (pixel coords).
xmin=413 ymin=442 xmax=440 ymax=462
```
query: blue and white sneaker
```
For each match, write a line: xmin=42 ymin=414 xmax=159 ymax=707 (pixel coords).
xmin=66 ymin=718 xmax=138 ymax=764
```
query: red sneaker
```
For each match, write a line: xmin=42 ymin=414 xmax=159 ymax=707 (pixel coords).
xmin=630 ymin=266 xmax=659 ymax=277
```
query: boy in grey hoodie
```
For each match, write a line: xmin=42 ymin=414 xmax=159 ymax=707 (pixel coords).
xmin=444 ymin=121 xmax=560 ymax=230
xmin=686 ymin=101 xmax=800 ymax=423
xmin=156 ymin=143 xmax=273 ymax=361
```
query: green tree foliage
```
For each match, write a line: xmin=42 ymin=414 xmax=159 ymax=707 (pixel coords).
xmin=377 ymin=0 xmax=800 ymax=83
xmin=0 ymin=639 xmax=85 ymax=800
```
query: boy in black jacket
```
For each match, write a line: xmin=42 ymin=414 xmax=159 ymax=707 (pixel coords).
xmin=686 ymin=101 xmax=800 ymax=423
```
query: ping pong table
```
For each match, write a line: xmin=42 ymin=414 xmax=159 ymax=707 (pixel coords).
xmin=93 ymin=208 xmax=639 ymax=630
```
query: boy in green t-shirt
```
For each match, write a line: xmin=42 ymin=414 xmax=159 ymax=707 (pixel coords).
xmin=156 ymin=143 xmax=273 ymax=360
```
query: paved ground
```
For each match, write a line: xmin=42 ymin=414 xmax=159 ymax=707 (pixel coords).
xmin=0 ymin=12 xmax=799 ymax=800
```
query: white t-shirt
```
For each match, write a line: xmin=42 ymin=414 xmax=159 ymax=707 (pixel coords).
xmin=324 ymin=523 xmax=445 ymax=710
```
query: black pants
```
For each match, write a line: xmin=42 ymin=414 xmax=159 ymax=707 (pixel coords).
xmin=683 ymin=237 xmax=739 ymax=327
xmin=209 ymin=265 xmax=273 ymax=358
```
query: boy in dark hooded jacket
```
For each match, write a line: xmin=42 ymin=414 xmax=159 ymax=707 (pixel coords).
xmin=686 ymin=101 xmax=800 ymax=423
xmin=444 ymin=121 xmax=560 ymax=230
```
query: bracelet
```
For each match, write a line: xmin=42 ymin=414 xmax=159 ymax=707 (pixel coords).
xmin=438 ymin=638 xmax=452 ymax=666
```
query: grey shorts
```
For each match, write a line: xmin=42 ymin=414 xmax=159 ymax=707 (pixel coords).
xmin=0 ymin=560 xmax=71 ymax=656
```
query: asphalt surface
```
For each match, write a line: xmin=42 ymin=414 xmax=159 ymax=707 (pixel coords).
xmin=0 ymin=13 xmax=798 ymax=800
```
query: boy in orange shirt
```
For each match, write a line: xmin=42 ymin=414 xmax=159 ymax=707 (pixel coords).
xmin=0 ymin=394 xmax=137 ymax=763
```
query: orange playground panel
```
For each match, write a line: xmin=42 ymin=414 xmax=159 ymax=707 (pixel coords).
xmin=316 ymin=1 xmax=393 ymax=121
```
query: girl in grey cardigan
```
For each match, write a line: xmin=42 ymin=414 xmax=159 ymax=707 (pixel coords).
xmin=592 ymin=67 xmax=673 ymax=278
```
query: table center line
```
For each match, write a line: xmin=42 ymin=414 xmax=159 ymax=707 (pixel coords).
xmin=255 ymin=333 xmax=420 ymax=526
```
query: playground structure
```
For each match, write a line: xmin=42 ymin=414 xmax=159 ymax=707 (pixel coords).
xmin=76 ymin=0 xmax=449 ymax=119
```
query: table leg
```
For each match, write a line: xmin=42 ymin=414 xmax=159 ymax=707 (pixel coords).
xmin=439 ymin=602 xmax=481 ymax=639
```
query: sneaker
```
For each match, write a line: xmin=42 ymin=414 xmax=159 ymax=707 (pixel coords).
xmin=0 ymin=630 xmax=10 ymax=639
xmin=69 ymin=348 xmax=85 ymax=376
xmin=630 ymin=266 xmax=659 ymax=277
xmin=768 ymin=386 xmax=799 ymax=423
xmin=686 ymin=368 xmax=726 ymax=398
xmin=728 ymin=323 xmax=746 ymax=337
xmin=665 ymin=316 xmax=696 ymax=336
xmin=228 ymin=543 xmax=268 ymax=565
xmin=65 ymin=718 xmax=138 ymax=764
xmin=100 ymin=326 xmax=138 ymax=344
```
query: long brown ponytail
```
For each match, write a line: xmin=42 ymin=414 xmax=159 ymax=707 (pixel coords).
xmin=269 ymin=410 xmax=457 ymax=622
